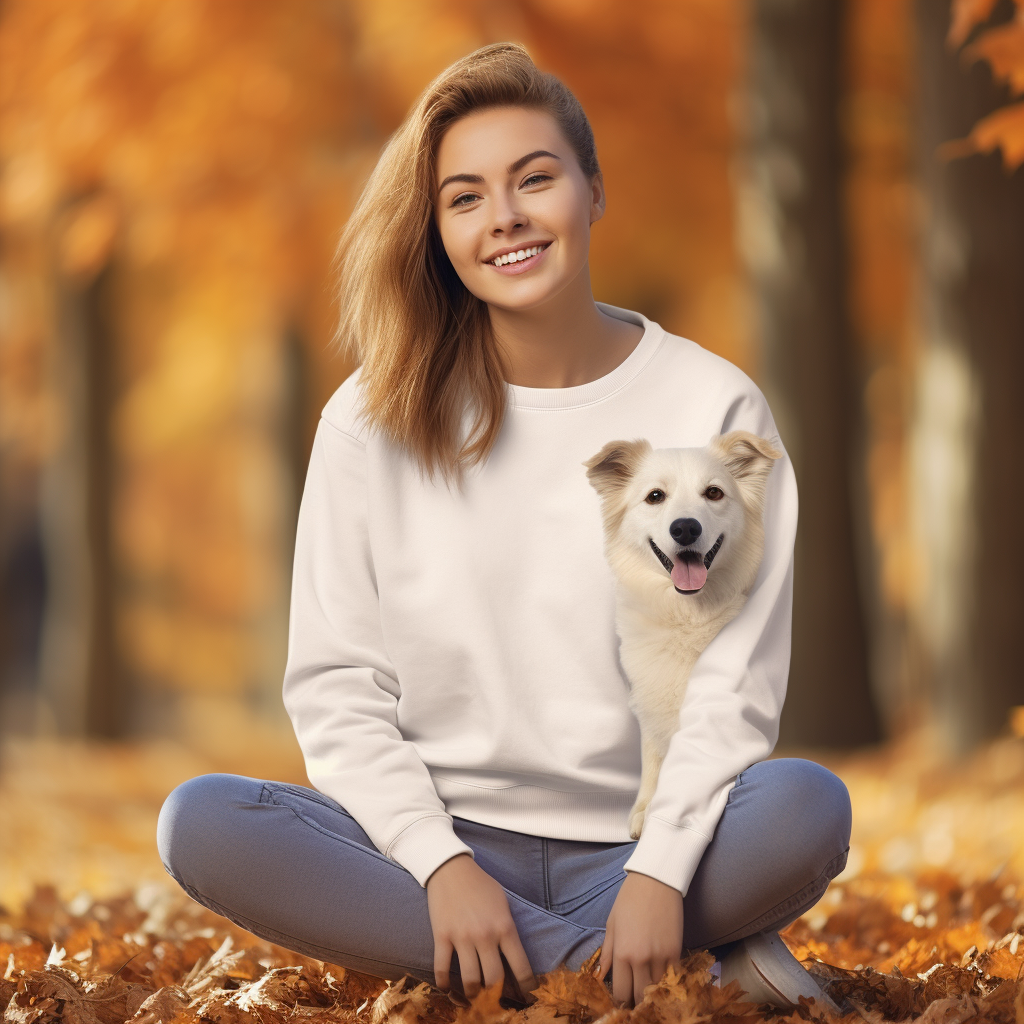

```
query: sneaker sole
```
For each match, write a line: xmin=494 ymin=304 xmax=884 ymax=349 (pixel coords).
xmin=721 ymin=932 xmax=841 ymax=1013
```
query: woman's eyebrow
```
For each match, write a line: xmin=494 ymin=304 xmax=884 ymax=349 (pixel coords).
xmin=508 ymin=150 xmax=560 ymax=174
xmin=437 ymin=151 xmax=562 ymax=193
xmin=437 ymin=171 xmax=484 ymax=192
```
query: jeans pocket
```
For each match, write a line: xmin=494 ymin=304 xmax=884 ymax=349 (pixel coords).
xmin=260 ymin=781 xmax=343 ymax=812
xmin=259 ymin=782 xmax=382 ymax=855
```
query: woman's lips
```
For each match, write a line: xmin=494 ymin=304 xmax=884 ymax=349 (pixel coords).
xmin=487 ymin=243 xmax=551 ymax=276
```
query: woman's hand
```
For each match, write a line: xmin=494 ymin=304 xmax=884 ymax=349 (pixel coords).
xmin=597 ymin=871 xmax=684 ymax=1007
xmin=425 ymin=853 xmax=538 ymax=1003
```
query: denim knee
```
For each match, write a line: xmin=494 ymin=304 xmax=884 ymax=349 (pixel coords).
xmin=742 ymin=758 xmax=851 ymax=877
xmin=775 ymin=758 xmax=851 ymax=863
xmin=156 ymin=772 xmax=257 ymax=886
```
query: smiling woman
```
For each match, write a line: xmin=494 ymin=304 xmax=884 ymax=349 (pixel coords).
xmin=156 ymin=42 xmax=851 ymax=1015
xmin=327 ymin=45 xmax=642 ymax=483
xmin=432 ymin=106 xmax=642 ymax=389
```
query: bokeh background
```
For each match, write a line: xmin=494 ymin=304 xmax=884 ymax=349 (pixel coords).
xmin=2 ymin=0 xmax=1024 ymax=916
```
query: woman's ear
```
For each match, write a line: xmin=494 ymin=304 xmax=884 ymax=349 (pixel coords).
xmin=590 ymin=172 xmax=606 ymax=225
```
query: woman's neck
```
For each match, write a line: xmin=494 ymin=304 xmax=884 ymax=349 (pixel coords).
xmin=488 ymin=265 xmax=644 ymax=389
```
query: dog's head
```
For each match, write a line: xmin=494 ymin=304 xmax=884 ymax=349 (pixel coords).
xmin=583 ymin=431 xmax=782 ymax=600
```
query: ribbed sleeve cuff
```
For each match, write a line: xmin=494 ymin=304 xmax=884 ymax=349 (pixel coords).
xmin=621 ymin=817 xmax=712 ymax=896
xmin=385 ymin=814 xmax=475 ymax=887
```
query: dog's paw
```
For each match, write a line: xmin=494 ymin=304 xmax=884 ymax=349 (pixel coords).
xmin=628 ymin=806 xmax=647 ymax=839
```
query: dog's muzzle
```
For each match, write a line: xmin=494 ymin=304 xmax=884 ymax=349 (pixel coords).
xmin=649 ymin=533 xmax=725 ymax=593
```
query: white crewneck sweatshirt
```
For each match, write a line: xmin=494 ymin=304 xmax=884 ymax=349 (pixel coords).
xmin=282 ymin=304 xmax=798 ymax=896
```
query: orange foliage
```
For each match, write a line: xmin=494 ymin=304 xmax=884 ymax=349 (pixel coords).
xmin=947 ymin=0 xmax=1024 ymax=168
xmin=0 ymin=1 xmax=749 ymax=718
xmin=0 ymin=1 xmax=369 ymax=716
xmin=948 ymin=0 xmax=1003 ymax=49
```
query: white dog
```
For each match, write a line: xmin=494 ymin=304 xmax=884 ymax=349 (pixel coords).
xmin=584 ymin=431 xmax=782 ymax=839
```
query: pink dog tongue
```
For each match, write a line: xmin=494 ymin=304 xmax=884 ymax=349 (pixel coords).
xmin=671 ymin=559 xmax=707 ymax=591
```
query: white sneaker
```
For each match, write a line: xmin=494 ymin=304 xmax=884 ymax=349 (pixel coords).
xmin=718 ymin=931 xmax=840 ymax=1013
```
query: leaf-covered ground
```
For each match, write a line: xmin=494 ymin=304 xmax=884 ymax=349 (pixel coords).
xmin=3 ymin=725 xmax=1024 ymax=1023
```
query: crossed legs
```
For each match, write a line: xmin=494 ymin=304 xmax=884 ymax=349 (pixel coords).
xmin=156 ymin=758 xmax=851 ymax=987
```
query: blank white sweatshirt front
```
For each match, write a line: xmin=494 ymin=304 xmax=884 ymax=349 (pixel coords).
xmin=282 ymin=304 xmax=798 ymax=896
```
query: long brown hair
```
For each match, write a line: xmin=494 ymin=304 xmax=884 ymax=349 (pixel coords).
xmin=331 ymin=42 xmax=600 ymax=490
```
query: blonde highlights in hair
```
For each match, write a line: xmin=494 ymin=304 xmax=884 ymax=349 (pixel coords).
xmin=332 ymin=42 xmax=599 ymax=490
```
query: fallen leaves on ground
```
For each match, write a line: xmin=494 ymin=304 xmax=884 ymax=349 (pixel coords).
xmin=4 ymin=865 xmax=1024 ymax=1024
xmin=5 ymin=727 xmax=1024 ymax=1022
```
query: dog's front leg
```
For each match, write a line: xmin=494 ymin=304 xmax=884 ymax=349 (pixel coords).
xmin=628 ymin=734 xmax=666 ymax=839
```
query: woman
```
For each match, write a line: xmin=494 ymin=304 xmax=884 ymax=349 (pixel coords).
xmin=157 ymin=43 xmax=851 ymax=1011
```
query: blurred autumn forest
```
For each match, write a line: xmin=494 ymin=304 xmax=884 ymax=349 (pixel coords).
xmin=1 ymin=0 xmax=1024 ymax=772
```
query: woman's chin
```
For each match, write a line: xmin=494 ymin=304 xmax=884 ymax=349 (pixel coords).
xmin=476 ymin=274 xmax=577 ymax=315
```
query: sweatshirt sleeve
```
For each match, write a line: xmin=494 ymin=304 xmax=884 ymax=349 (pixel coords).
xmin=621 ymin=384 xmax=799 ymax=896
xmin=281 ymin=416 xmax=475 ymax=887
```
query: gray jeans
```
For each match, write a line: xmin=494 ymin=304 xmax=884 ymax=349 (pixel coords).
xmin=156 ymin=757 xmax=850 ymax=986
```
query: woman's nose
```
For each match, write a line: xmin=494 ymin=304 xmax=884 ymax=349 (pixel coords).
xmin=489 ymin=193 xmax=527 ymax=235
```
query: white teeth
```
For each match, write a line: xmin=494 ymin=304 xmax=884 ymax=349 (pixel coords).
xmin=493 ymin=245 xmax=544 ymax=266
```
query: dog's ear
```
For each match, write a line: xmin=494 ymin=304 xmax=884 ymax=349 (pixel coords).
xmin=583 ymin=438 xmax=652 ymax=495
xmin=711 ymin=431 xmax=782 ymax=490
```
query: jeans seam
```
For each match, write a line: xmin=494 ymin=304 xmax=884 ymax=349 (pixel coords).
xmin=699 ymin=845 xmax=850 ymax=947
xmin=503 ymin=887 xmax=595 ymax=934
xmin=549 ymin=871 xmax=624 ymax=915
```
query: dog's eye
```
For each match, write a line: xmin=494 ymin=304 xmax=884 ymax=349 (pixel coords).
xmin=645 ymin=489 xmax=666 ymax=504
xmin=704 ymin=486 xmax=724 ymax=501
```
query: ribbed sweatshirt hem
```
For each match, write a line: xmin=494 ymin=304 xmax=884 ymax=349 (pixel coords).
xmin=621 ymin=816 xmax=712 ymax=896
xmin=386 ymin=814 xmax=475 ymax=888
xmin=432 ymin=776 xmax=636 ymax=842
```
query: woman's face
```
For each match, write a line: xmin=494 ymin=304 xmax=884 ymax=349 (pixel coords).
xmin=433 ymin=105 xmax=605 ymax=312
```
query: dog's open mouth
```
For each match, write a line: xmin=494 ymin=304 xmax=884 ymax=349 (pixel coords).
xmin=649 ymin=533 xmax=724 ymax=594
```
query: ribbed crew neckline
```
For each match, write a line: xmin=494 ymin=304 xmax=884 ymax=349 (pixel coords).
xmin=505 ymin=303 xmax=665 ymax=411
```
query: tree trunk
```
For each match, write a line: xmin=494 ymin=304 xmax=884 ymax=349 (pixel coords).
xmin=36 ymin=257 xmax=123 ymax=737
xmin=741 ymin=0 xmax=881 ymax=748
xmin=911 ymin=0 xmax=1024 ymax=754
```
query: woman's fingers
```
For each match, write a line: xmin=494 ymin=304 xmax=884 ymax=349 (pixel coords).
xmin=631 ymin=962 xmax=654 ymax=1009
xmin=611 ymin=956 xmax=632 ymax=1007
xmin=456 ymin=943 xmax=482 ymax=999
xmin=500 ymin=931 xmax=537 ymax=1000
xmin=434 ymin=937 xmax=453 ymax=991
xmin=478 ymin=942 xmax=506 ymax=995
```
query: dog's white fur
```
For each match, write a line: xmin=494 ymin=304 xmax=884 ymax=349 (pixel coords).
xmin=584 ymin=431 xmax=782 ymax=838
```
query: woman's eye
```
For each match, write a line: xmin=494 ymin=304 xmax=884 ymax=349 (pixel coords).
xmin=705 ymin=486 xmax=724 ymax=501
xmin=521 ymin=173 xmax=551 ymax=188
xmin=645 ymin=489 xmax=665 ymax=504
xmin=450 ymin=192 xmax=479 ymax=207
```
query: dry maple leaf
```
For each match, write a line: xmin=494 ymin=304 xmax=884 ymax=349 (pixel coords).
xmin=529 ymin=967 xmax=615 ymax=1023
xmin=368 ymin=977 xmax=454 ymax=1024
xmin=126 ymin=985 xmax=192 ymax=1024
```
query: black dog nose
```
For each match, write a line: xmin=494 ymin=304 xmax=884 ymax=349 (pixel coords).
xmin=670 ymin=517 xmax=703 ymax=545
